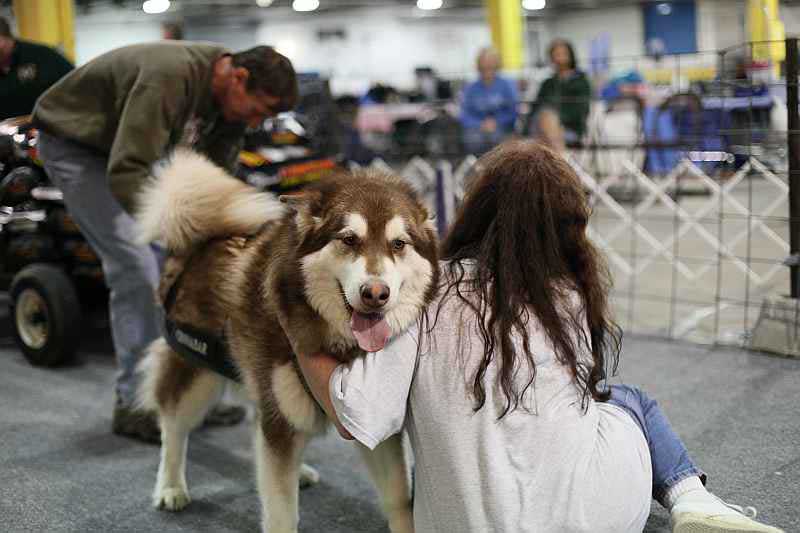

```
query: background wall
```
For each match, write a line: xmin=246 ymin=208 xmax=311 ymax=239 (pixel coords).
xmin=780 ymin=2 xmax=800 ymax=34
xmin=73 ymin=6 xmax=163 ymax=62
xmin=542 ymin=4 xmax=646 ymax=62
xmin=698 ymin=0 xmax=747 ymax=51
xmin=183 ymin=21 xmax=259 ymax=54
xmin=643 ymin=0 xmax=698 ymax=55
xmin=2 ymin=0 xmax=753 ymax=95
xmin=253 ymin=7 xmax=490 ymax=94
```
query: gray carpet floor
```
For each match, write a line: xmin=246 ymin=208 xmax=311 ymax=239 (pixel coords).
xmin=0 ymin=300 xmax=797 ymax=532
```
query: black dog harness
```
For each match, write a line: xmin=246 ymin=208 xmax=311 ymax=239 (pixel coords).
xmin=160 ymin=247 xmax=317 ymax=406
xmin=162 ymin=254 xmax=242 ymax=383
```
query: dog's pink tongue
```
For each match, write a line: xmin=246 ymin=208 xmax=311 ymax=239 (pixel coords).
xmin=350 ymin=312 xmax=391 ymax=352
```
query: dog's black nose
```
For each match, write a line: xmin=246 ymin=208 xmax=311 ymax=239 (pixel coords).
xmin=360 ymin=281 xmax=390 ymax=309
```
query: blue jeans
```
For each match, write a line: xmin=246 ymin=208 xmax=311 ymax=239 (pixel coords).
xmin=462 ymin=128 xmax=508 ymax=156
xmin=607 ymin=385 xmax=707 ymax=506
xmin=38 ymin=132 xmax=163 ymax=406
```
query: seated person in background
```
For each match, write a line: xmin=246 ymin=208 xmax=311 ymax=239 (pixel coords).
xmin=600 ymin=70 xmax=646 ymax=105
xmin=532 ymin=39 xmax=592 ymax=152
xmin=0 ymin=16 xmax=73 ymax=120
xmin=459 ymin=47 xmax=518 ymax=155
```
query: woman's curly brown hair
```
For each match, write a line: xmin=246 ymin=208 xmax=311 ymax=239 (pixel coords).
xmin=437 ymin=140 xmax=620 ymax=418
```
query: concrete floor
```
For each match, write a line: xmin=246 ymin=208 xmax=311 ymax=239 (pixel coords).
xmin=0 ymin=301 xmax=798 ymax=533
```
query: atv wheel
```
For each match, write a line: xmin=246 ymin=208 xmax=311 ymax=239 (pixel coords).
xmin=9 ymin=264 xmax=81 ymax=366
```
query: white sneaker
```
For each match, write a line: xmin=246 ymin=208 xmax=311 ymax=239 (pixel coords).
xmin=671 ymin=492 xmax=784 ymax=533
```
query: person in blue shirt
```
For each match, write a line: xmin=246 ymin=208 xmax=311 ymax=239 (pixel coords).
xmin=460 ymin=47 xmax=518 ymax=155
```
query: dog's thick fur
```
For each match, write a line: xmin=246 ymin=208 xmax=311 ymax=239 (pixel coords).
xmin=136 ymin=150 xmax=438 ymax=533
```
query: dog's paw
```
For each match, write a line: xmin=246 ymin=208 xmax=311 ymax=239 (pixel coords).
xmin=299 ymin=463 xmax=320 ymax=488
xmin=154 ymin=486 xmax=191 ymax=511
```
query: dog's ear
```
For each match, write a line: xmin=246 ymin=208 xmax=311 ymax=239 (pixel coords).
xmin=279 ymin=191 xmax=323 ymax=233
xmin=416 ymin=206 xmax=437 ymax=234
xmin=424 ymin=215 xmax=437 ymax=234
xmin=279 ymin=190 xmax=322 ymax=212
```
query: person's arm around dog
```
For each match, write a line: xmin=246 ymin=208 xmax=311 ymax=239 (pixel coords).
xmin=296 ymin=329 xmax=419 ymax=448
xmin=295 ymin=350 xmax=354 ymax=440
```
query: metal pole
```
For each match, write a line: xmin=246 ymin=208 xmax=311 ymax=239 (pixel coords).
xmin=435 ymin=165 xmax=447 ymax=237
xmin=786 ymin=37 xmax=800 ymax=298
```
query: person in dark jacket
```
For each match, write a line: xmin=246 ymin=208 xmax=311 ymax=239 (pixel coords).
xmin=532 ymin=39 xmax=592 ymax=153
xmin=33 ymin=42 xmax=298 ymax=443
xmin=0 ymin=16 xmax=73 ymax=120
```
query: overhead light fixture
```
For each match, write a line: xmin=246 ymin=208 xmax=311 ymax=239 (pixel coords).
xmin=522 ymin=0 xmax=546 ymax=10
xmin=292 ymin=0 xmax=319 ymax=11
xmin=657 ymin=2 xmax=672 ymax=15
xmin=417 ymin=0 xmax=442 ymax=9
xmin=256 ymin=0 xmax=274 ymax=6
xmin=142 ymin=0 xmax=170 ymax=14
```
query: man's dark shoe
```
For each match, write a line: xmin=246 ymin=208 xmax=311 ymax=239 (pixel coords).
xmin=203 ymin=403 xmax=247 ymax=427
xmin=112 ymin=400 xmax=244 ymax=443
xmin=112 ymin=400 xmax=161 ymax=444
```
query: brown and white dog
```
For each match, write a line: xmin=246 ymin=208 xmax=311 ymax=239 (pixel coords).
xmin=135 ymin=150 xmax=439 ymax=533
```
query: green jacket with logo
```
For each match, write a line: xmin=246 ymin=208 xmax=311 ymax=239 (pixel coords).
xmin=0 ymin=39 xmax=73 ymax=121
xmin=32 ymin=41 xmax=245 ymax=213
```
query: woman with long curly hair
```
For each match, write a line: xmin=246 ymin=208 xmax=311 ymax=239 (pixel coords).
xmin=297 ymin=141 xmax=782 ymax=533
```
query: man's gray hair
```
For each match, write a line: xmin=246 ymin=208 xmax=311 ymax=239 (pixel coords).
xmin=476 ymin=46 xmax=501 ymax=69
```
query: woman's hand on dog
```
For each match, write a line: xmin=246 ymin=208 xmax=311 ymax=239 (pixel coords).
xmin=295 ymin=350 xmax=354 ymax=440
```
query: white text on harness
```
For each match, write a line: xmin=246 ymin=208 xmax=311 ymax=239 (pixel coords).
xmin=175 ymin=329 xmax=208 ymax=356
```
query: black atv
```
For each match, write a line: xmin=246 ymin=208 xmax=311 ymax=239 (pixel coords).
xmin=0 ymin=117 xmax=105 ymax=367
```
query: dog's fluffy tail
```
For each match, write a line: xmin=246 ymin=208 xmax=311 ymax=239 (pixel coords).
xmin=136 ymin=149 xmax=285 ymax=253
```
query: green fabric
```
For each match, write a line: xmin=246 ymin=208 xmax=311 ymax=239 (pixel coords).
xmin=32 ymin=41 xmax=245 ymax=213
xmin=535 ymin=71 xmax=592 ymax=137
xmin=0 ymin=40 xmax=73 ymax=120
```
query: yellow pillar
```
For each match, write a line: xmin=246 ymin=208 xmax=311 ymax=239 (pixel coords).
xmin=12 ymin=0 xmax=75 ymax=62
xmin=749 ymin=0 xmax=784 ymax=73
xmin=484 ymin=0 xmax=524 ymax=71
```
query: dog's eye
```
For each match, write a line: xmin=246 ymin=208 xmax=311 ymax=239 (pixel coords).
xmin=341 ymin=235 xmax=358 ymax=246
xmin=392 ymin=239 xmax=406 ymax=252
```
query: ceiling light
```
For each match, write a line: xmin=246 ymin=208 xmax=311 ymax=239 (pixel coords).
xmin=292 ymin=0 xmax=319 ymax=11
xmin=142 ymin=0 xmax=170 ymax=14
xmin=522 ymin=0 xmax=546 ymax=10
xmin=657 ymin=2 xmax=672 ymax=15
xmin=417 ymin=0 xmax=442 ymax=9
xmin=256 ymin=0 xmax=274 ymax=6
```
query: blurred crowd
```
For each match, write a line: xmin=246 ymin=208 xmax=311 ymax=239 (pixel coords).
xmin=339 ymin=39 xmax=777 ymax=176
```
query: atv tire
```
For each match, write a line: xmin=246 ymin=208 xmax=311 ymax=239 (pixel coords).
xmin=9 ymin=264 xmax=81 ymax=366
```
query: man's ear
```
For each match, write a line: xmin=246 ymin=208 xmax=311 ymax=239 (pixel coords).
xmin=232 ymin=66 xmax=250 ymax=87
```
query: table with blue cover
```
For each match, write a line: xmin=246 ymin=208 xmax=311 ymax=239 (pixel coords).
xmin=643 ymin=89 xmax=773 ymax=175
